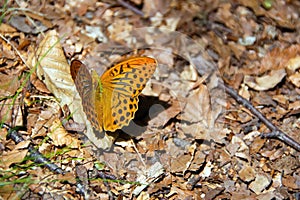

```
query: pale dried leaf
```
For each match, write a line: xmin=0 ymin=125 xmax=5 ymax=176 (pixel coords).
xmin=0 ymin=74 xmax=19 ymax=96
xmin=226 ymin=135 xmax=249 ymax=160
xmin=15 ymin=140 xmax=31 ymax=149
xmin=48 ymin=118 xmax=81 ymax=148
xmin=289 ymin=101 xmax=300 ymax=111
xmin=181 ymin=85 xmax=211 ymax=124
xmin=133 ymin=162 xmax=164 ymax=196
xmin=0 ymin=23 xmax=17 ymax=33
xmin=170 ymin=154 xmax=191 ymax=173
xmin=244 ymin=69 xmax=286 ymax=91
xmin=238 ymin=165 xmax=256 ymax=182
xmin=288 ymin=72 xmax=300 ymax=87
xmin=282 ymin=175 xmax=300 ymax=190
xmin=1 ymin=149 xmax=28 ymax=168
xmin=249 ymin=173 xmax=271 ymax=194
xmin=148 ymin=100 xmax=182 ymax=128
xmin=286 ymin=56 xmax=300 ymax=72
xmin=200 ymin=161 xmax=213 ymax=178
xmin=27 ymin=30 xmax=113 ymax=149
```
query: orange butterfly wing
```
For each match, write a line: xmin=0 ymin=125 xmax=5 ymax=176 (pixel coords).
xmin=100 ymin=57 xmax=157 ymax=131
xmin=71 ymin=57 xmax=157 ymax=132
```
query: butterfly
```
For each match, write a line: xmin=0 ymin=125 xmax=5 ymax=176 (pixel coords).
xmin=70 ymin=57 xmax=157 ymax=132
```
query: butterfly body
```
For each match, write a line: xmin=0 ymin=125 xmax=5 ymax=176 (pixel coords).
xmin=71 ymin=57 xmax=157 ymax=132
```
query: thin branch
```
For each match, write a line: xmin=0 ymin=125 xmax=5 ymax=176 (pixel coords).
xmin=3 ymin=123 xmax=65 ymax=174
xmin=218 ymin=82 xmax=300 ymax=151
xmin=2 ymin=124 xmax=91 ymax=199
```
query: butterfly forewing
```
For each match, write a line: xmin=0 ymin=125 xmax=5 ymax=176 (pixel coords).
xmin=100 ymin=57 xmax=157 ymax=131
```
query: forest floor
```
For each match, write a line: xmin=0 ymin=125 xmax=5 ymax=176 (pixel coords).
xmin=0 ymin=0 xmax=300 ymax=199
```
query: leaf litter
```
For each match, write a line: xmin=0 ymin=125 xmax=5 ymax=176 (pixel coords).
xmin=0 ymin=0 xmax=300 ymax=199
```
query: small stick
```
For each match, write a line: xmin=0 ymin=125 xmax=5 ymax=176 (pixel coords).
xmin=218 ymin=82 xmax=300 ymax=151
xmin=4 ymin=123 xmax=65 ymax=174
xmin=131 ymin=139 xmax=146 ymax=167
xmin=117 ymin=0 xmax=144 ymax=17
xmin=2 ymin=124 xmax=91 ymax=198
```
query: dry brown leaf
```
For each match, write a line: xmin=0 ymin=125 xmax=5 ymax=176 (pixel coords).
xmin=286 ymin=56 xmax=300 ymax=72
xmin=27 ymin=30 xmax=113 ymax=149
xmin=288 ymin=72 xmax=300 ymax=88
xmin=237 ymin=0 xmax=265 ymax=15
xmin=264 ymin=1 xmax=297 ymax=29
xmin=282 ymin=175 xmax=300 ymax=190
xmin=272 ymin=94 xmax=288 ymax=106
xmin=15 ymin=140 xmax=31 ymax=149
xmin=142 ymin=0 xmax=170 ymax=17
xmin=0 ymin=73 xmax=20 ymax=96
xmin=238 ymin=165 xmax=256 ymax=182
xmin=31 ymin=109 xmax=58 ymax=138
xmin=0 ymin=149 xmax=28 ymax=169
xmin=188 ymin=149 xmax=206 ymax=171
xmin=269 ymin=155 xmax=300 ymax=175
xmin=289 ymin=101 xmax=300 ymax=111
xmin=29 ymin=72 xmax=51 ymax=93
xmin=286 ymin=55 xmax=300 ymax=87
xmin=181 ymin=85 xmax=211 ymax=124
xmin=249 ymin=173 xmax=271 ymax=194
xmin=0 ymin=98 xmax=22 ymax=126
xmin=48 ymin=118 xmax=81 ymax=148
xmin=133 ymin=162 xmax=164 ymax=196
xmin=170 ymin=154 xmax=191 ymax=173
xmin=148 ymin=100 xmax=182 ymax=128
xmin=260 ymin=44 xmax=300 ymax=74
xmin=0 ymin=23 xmax=17 ymax=33
xmin=57 ymin=172 xmax=77 ymax=185
xmin=0 ymin=185 xmax=18 ymax=200
xmin=227 ymin=135 xmax=249 ymax=160
xmin=244 ymin=69 xmax=286 ymax=91
xmin=178 ymin=84 xmax=226 ymax=142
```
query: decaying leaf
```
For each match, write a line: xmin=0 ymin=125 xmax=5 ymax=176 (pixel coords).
xmin=249 ymin=173 xmax=271 ymax=194
xmin=27 ymin=30 xmax=113 ymax=149
xmin=244 ymin=69 xmax=286 ymax=91
xmin=181 ymin=85 xmax=211 ymax=124
xmin=148 ymin=100 xmax=182 ymax=128
xmin=133 ymin=162 xmax=164 ymax=196
xmin=170 ymin=154 xmax=191 ymax=173
xmin=0 ymin=73 xmax=20 ymax=97
xmin=246 ymin=45 xmax=300 ymax=90
xmin=238 ymin=164 xmax=256 ymax=182
xmin=289 ymin=73 xmax=300 ymax=87
xmin=48 ymin=118 xmax=81 ymax=148
xmin=0 ymin=148 xmax=28 ymax=169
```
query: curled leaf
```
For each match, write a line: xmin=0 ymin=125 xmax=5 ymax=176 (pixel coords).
xmin=244 ymin=69 xmax=286 ymax=91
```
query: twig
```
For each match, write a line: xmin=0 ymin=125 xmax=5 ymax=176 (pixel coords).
xmin=218 ymin=82 xmax=300 ymax=151
xmin=2 ymin=124 xmax=91 ymax=199
xmin=97 ymin=171 xmax=115 ymax=200
xmin=117 ymin=0 xmax=144 ymax=17
xmin=3 ymin=123 xmax=65 ymax=174
xmin=131 ymin=139 xmax=146 ymax=167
